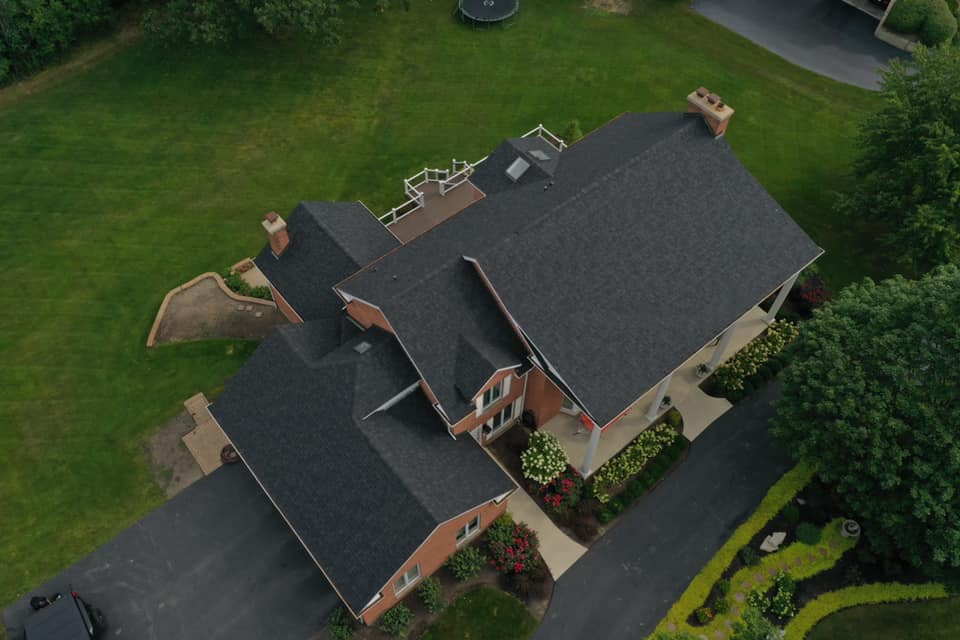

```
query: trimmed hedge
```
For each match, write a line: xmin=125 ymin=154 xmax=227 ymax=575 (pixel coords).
xmin=591 ymin=424 xmax=681 ymax=503
xmin=886 ymin=0 xmax=958 ymax=45
xmin=656 ymin=463 xmax=814 ymax=632
xmin=785 ymin=582 xmax=949 ymax=638
xmin=594 ymin=436 xmax=688 ymax=522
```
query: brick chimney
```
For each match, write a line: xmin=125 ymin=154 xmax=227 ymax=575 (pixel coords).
xmin=262 ymin=211 xmax=290 ymax=257
xmin=686 ymin=86 xmax=735 ymax=137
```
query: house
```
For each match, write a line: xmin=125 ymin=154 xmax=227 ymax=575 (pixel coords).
xmin=208 ymin=88 xmax=822 ymax=624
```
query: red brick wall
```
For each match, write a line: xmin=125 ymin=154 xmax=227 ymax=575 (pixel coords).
xmin=449 ymin=369 xmax=524 ymax=437
xmin=359 ymin=498 xmax=511 ymax=624
xmin=345 ymin=299 xmax=395 ymax=334
xmin=523 ymin=368 xmax=564 ymax=428
xmin=271 ymin=287 xmax=303 ymax=324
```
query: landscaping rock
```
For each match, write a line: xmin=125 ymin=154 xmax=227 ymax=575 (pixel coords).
xmin=760 ymin=531 xmax=787 ymax=552
xmin=734 ymin=592 xmax=745 ymax=603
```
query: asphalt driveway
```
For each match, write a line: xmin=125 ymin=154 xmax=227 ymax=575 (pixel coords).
xmin=536 ymin=382 xmax=793 ymax=640
xmin=3 ymin=464 xmax=337 ymax=640
xmin=691 ymin=0 xmax=905 ymax=89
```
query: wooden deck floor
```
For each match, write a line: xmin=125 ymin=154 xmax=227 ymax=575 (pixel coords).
xmin=388 ymin=180 xmax=484 ymax=243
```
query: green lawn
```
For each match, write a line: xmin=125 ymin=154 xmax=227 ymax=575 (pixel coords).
xmin=807 ymin=597 xmax=960 ymax=640
xmin=420 ymin=586 xmax=536 ymax=640
xmin=0 ymin=0 xmax=883 ymax=609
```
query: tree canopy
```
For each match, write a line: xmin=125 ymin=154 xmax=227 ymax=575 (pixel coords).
xmin=773 ymin=265 xmax=960 ymax=584
xmin=143 ymin=0 xmax=351 ymax=46
xmin=836 ymin=45 xmax=960 ymax=272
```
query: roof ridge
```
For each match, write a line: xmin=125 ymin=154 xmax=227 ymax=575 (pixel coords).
xmin=302 ymin=202 xmax=372 ymax=267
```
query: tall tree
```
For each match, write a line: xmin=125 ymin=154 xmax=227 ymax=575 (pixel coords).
xmin=837 ymin=44 xmax=960 ymax=272
xmin=773 ymin=265 xmax=960 ymax=584
xmin=143 ymin=0 xmax=350 ymax=46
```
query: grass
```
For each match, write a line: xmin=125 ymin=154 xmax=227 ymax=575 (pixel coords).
xmin=795 ymin=584 xmax=950 ymax=639
xmin=0 ymin=0 xmax=883 ymax=610
xmin=419 ymin=586 xmax=536 ymax=640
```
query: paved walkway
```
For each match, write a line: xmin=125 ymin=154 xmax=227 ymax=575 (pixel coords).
xmin=508 ymin=489 xmax=587 ymax=579
xmin=535 ymin=382 xmax=792 ymax=640
xmin=691 ymin=0 xmax=905 ymax=90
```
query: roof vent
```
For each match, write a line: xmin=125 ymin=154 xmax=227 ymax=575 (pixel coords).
xmin=353 ymin=341 xmax=372 ymax=354
xmin=529 ymin=149 xmax=551 ymax=161
xmin=505 ymin=157 xmax=531 ymax=182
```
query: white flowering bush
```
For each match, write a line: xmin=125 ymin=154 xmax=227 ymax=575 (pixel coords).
xmin=591 ymin=424 xmax=678 ymax=503
xmin=521 ymin=431 xmax=568 ymax=484
xmin=714 ymin=320 xmax=799 ymax=394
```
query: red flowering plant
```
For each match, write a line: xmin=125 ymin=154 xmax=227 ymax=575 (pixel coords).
xmin=798 ymin=274 xmax=832 ymax=313
xmin=484 ymin=516 xmax=541 ymax=575
xmin=539 ymin=467 xmax=583 ymax=514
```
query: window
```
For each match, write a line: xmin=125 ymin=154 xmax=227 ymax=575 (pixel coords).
xmin=393 ymin=564 xmax=421 ymax=595
xmin=483 ymin=401 xmax=515 ymax=437
xmin=482 ymin=380 xmax=503 ymax=410
xmin=456 ymin=515 xmax=481 ymax=545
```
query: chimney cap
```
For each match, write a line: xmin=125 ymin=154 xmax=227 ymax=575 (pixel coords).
xmin=265 ymin=211 xmax=279 ymax=223
xmin=696 ymin=86 xmax=709 ymax=98
xmin=706 ymin=93 xmax=720 ymax=105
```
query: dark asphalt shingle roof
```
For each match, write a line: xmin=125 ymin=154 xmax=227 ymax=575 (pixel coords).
xmin=340 ymin=113 xmax=822 ymax=425
xmin=210 ymin=321 xmax=514 ymax=613
xmin=470 ymin=136 xmax=558 ymax=195
xmin=255 ymin=202 xmax=399 ymax=320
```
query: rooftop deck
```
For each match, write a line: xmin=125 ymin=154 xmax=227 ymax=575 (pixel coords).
xmin=388 ymin=180 xmax=484 ymax=243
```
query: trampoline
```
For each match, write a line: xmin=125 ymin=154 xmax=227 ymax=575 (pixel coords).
xmin=457 ymin=0 xmax=519 ymax=24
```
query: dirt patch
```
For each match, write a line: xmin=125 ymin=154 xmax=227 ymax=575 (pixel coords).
xmin=143 ymin=410 xmax=203 ymax=498
xmin=154 ymin=276 xmax=286 ymax=344
xmin=586 ymin=0 xmax=631 ymax=15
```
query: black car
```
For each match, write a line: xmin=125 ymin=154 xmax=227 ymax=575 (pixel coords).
xmin=23 ymin=592 xmax=106 ymax=640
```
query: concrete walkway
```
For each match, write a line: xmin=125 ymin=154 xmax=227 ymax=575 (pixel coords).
xmin=691 ymin=0 xmax=905 ymax=90
xmin=535 ymin=382 xmax=792 ymax=640
xmin=508 ymin=489 xmax=587 ymax=579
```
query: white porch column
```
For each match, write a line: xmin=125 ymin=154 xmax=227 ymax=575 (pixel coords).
xmin=764 ymin=272 xmax=800 ymax=324
xmin=580 ymin=425 xmax=602 ymax=476
xmin=708 ymin=324 xmax=737 ymax=371
xmin=645 ymin=373 xmax=673 ymax=421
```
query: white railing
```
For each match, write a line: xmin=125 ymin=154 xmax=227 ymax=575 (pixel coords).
xmin=521 ymin=123 xmax=567 ymax=152
xmin=379 ymin=191 xmax=426 ymax=225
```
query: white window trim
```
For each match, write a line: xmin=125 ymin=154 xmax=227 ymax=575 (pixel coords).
xmin=456 ymin=515 xmax=482 ymax=546
xmin=483 ymin=397 xmax=520 ymax=439
xmin=476 ymin=375 xmax=512 ymax=417
xmin=393 ymin=564 xmax=421 ymax=596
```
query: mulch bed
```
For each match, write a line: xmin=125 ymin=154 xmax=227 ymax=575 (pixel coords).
xmin=348 ymin=554 xmax=554 ymax=640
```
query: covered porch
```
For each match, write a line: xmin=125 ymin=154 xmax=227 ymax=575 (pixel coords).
xmin=542 ymin=302 xmax=780 ymax=477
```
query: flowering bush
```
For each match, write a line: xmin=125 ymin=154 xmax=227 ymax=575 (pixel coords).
xmin=521 ymin=431 xmax=568 ymax=484
xmin=770 ymin=571 xmax=797 ymax=619
xmin=797 ymin=273 xmax=832 ymax=312
xmin=747 ymin=588 xmax=770 ymax=614
xmin=713 ymin=320 xmax=799 ymax=394
xmin=539 ymin=468 xmax=583 ymax=513
xmin=486 ymin=519 xmax=540 ymax=575
xmin=591 ymin=424 xmax=678 ymax=503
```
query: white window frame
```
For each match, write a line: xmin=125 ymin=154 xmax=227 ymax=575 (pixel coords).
xmin=477 ymin=375 xmax=511 ymax=415
xmin=482 ymin=397 xmax=519 ymax=439
xmin=456 ymin=515 xmax=482 ymax=546
xmin=393 ymin=564 xmax=421 ymax=596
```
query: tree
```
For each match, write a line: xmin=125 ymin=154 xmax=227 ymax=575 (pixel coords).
xmin=836 ymin=45 xmax=960 ymax=272
xmin=143 ymin=0 xmax=351 ymax=46
xmin=731 ymin=606 xmax=782 ymax=640
xmin=773 ymin=265 xmax=960 ymax=585
xmin=561 ymin=119 xmax=584 ymax=145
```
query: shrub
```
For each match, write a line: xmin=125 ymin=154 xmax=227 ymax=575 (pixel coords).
xmin=727 ymin=388 xmax=744 ymax=404
xmin=797 ymin=273 xmax=832 ymax=313
xmin=922 ymin=0 xmax=957 ymax=44
xmin=694 ymin=606 xmax=714 ymax=624
xmin=796 ymin=522 xmax=822 ymax=546
xmin=665 ymin=407 xmax=683 ymax=430
xmin=377 ymin=604 xmax=413 ymax=637
xmin=446 ymin=547 xmax=484 ymax=581
xmin=740 ymin=546 xmax=760 ymax=566
xmin=417 ymin=577 xmax=444 ymax=614
xmin=250 ymin=285 xmax=273 ymax=300
xmin=742 ymin=380 xmax=756 ymax=395
xmin=561 ymin=119 xmax=584 ymax=144
xmin=774 ymin=571 xmax=797 ymax=597
xmin=714 ymin=321 xmax=799 ymax=394
xmin=591 ymin=424 xmax=678 ymax=502
xmin=572 ymin=518 xmax=597 ymax=542
xmin=771 ymin=585 xmax=797 ymax=619
xmin=782 ymin=503 xmax=801 ymax=526
xmin=746 ymin=589 xmax=770 ymax=614
xmin=887 ymin=0 xmax=928 ymax=32
xmin=521 ymin=431 xmax=568 ymax=484
xmin=487 ymin=521 xmax=539 ymax=575
xmin=539 ymin=469 xmax=583 ymax=513
xmin=713 ymin=597 xmax=731 ymax=614
xmin=716 ymin=578 xmax=731 ymax=596
xmin=597 ymin=508 xmax=615 ymax=524
xmin=484 ymin=514 xmax=515 ymax=547
xmin=326 ymin=606 xmax=354 ymax=640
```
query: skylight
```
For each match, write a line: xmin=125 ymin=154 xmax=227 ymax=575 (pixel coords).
xmin=529 ymin=149 xmax=551 ymax=161
xmin=505 ymin=157 xmax=531 ymax=182
xmin=353 ymin=341 xmax=372 ymax=354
